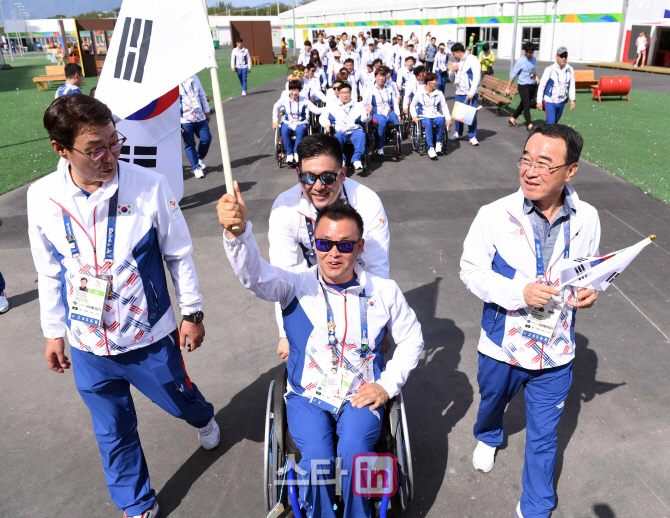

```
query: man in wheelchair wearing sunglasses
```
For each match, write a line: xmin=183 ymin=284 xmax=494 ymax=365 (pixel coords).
xmin=218 ymin=191 xmax=424 ymax=518
xmin=266 ymin=134 xmax=391 ymax=364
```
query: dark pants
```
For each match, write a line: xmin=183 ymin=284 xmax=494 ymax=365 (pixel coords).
xmin=181 ymin=120 xmax=212 ymax=170
xmin=0 ymin=270 xmax=4 ymax=292
xmin=512 ymin=84 xmax=537 ymax=125
xmin=425 ymin=60 xmax=434 ymax=73
xmin=474 ymin=354 xmax=572 ymax=518
xmin=72 ymin=331 xmax=214 ymax=516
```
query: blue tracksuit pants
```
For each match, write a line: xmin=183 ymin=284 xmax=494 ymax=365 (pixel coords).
xmin=181 ymin=119 xmax=212 ymax=170
xmin=474 ymin=354 xmax=573 ymax=518
xmin=72 ymin=331 xmax=214 ymax=516
xmin=545 ymin=101 xmax=566 ymax=124
xmin=236 ymin=67 xmax=248 ymax=92
xmin=281 ymin=123 xmax=309 ymax=155
xmin=286 ymin=393 xmax=384 ymax=518
xmin=454 ymin=93 xmax=478 ymax=138
xmin=334 ymin=129 xmax=366 ymax=163
xmin=373 ymin=112 xmax=399 ymax=149
xmin=436 ymin=70 xmax=448 ymax=92
xmin=0 ymin=269 xmax=5 ymax=292
xmin=422 ymin=116 xmax=446 ymax=149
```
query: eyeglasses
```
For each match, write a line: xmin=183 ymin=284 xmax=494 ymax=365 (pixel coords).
xmin=315 ymin=238 xmax=361 ymax=254
xmin=299 ymin=167 xmax=343 ymax=186
xmin=517 ymin=157 xmax=572 ymax=175
xmin=67 ymin=132 xmax=127 ymax=162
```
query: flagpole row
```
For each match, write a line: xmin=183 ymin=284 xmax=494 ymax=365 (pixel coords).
xmin=200 ymin=0 xmax=238 ymax=230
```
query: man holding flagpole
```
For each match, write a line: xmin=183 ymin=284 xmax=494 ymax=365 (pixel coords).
xmin=460 ymin=124 xmax=600 ymax=518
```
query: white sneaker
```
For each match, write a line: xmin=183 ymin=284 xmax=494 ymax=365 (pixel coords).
xmin=242 ymin=91 xmax=247 ymax=96
xmin=427 ymin=148 xmax=437 ymax=158
xmin=377 ymin=148 xmax=384 ymax=156
xmin=472 ymin=441 xmax=496 ymax=473
xmin=286 ymin=154 xmax=294 ymax=163
xmin=515 ymin=502 xmax=525 ymax=518
xmin=124 ymin=502 xmax=161 ymax=518
xmin=293 ymin=153 xmax=299 ymax=162
xmin=198 ymin=159 xmax=206 ymax=169
xmin=0 ymin=292 xmax=8 ymax=314
xmin=449 ymin=133 xmax=461 ymax=141
xmin=469 ymin=137 xmax=479 ymax=146
xmin=193 ymin=166 xmax=205 ymax=179
xmin=353 ymin=160 xmax=363 ymax=171
xmin=198 ymin=417 xmax=220 ymax=450
xmin=435 ymin=142 xmax=443 ymax=154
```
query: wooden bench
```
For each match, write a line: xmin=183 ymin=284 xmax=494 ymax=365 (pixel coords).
xmin=251 ymin=56 xmax=260 ymax=65
xmin=32 ymin=65 xmax=66 ymax=91
xmin=478 ymin=75 xmax=518 ymax=116
xmin=574 ymin=69 xmax=598 ymax=90
xmin=591 ymin=76 xmax=631 ymax=103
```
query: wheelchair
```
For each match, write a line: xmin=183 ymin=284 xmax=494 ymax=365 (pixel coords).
xmin=264 ymin=367 xmax=414 ymax=517
xmin=326 ymin=123 xmax=371 ymax=173
xmin=368 ymin=116 xmax=402 ymax=162
xmin=411 ymin=117 xmax=448 ymax=157
xmin=275 ymin=111 xmax=314 ymax=169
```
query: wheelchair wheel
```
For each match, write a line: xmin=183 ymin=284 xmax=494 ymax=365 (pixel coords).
xmin=274 ymin=124 xmax=285 ymax=169
xmin=263 ymin=379 xmax=278 ymax=511
xmin=393 ymin=128 xmax=402 ymax=160
xmin=411 ymin=122 xmax=420 ymax=153
xmin=395 ymin=391 xmax=414 ymax=510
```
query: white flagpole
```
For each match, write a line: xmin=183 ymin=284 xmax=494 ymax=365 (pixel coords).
xmin=557 ymin=235 xmax=655 ymax=290
xmin=200 ymin=0 xmax=235 ymax=199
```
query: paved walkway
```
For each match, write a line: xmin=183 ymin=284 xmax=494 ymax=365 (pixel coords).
xmin=0 ymin=76 xmax=669 ymax=518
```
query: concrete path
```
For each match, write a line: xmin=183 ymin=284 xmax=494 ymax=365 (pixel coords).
xmin=0 ymin=75 xmax=668 ymax=518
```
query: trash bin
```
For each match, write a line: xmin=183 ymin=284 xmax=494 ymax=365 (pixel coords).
xmin=475 ymin=41 xmax=486 ymax=55
xmin=288 ymin=38 xmax=294 ymax=48
xmin=27 ymin=43 xmax=34 ymax=51
xmin=69 ymin=57 xmax=79 ymax=64
xmin=213 ymin=39 xmax=219 ymax=49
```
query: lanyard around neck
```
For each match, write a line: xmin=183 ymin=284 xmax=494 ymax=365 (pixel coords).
xmin=528 ymin=209 xmax=570 ymax=283
xmin=322 ymin=281 xmax=369 ymax=367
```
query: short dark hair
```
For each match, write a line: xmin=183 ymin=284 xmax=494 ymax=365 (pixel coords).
xmin=344 ymin=58 xmax=354 ymax=64
xmin=404 ymin=55 xmax=415 ymax=63
xmin=526 ymin=124 xmax=583 ymax=165
xmin=451 ymin=42 xmax=465 ymax=53
xmin=329 ymin=40 xmax=336 ymax=48
xmin=315 ymin=200 xmax=364 ymax=241
xmin=288 ymin=79 xmax=302 ymax=91
xmin=373 ymin=58 xmax=383 ymax=65
xmin=297 ymin=133 xmax=344 ymax=170
xmin=305 ymin=62 xmax=316 ymax=70
xmin=332 ymin=79 xmax=344 ymax=89
xmin=44 ymin=94 xmax=114 ymax=148
xmin=374 ymin=67 xmax=387 ymax=77
xmin=338 ymin=82 xmax=352 ymax=92
xmin=81 ymin=277 xmax=87 ymax=282
xmin=413 ymin=65 xmax=426 ymax=77
xmin=483 ymin=43 xmax=490 ymax=51
xmin=236 ymin=38 xmax=243 ymax=44
xmin=64 ymin=63 xmax=82 ymax=79
xmin=431 ymin=37 xmax=436 ymax=41
xmin=304 ymin=40 xmax=311 ymax=46
xmin=425 ymin=72 xmax=437 ymax=83
xmin=523 ymin=41 xmax=535 ymax=52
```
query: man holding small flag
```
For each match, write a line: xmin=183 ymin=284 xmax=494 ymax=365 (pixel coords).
xmin=460 ymin=124 xmax=601 ymax=518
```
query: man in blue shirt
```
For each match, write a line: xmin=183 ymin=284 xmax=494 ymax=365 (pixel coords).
xmin=423 ymin=37 xmax=438 ymax=73
xmin=55 ymin=63 xmax=84 ymax=98
xmin=505 ymin=42 xmax=540 ymax=131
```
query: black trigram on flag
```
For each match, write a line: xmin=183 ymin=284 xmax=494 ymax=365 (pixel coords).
xmin=114 ymin=17 xmax=153 ymax=83
xmin=573 ymin=264 xmax=588 ymax=280
xmin=120 ymin=146 xmax=157 ymax=168
xmin=605 ymin=272 xmax=620 ymax=284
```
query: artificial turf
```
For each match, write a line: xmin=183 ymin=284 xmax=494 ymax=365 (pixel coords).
xmin=492 ymin=71 xmax=670 ymax=205
xmin=0 ymin=53 xmax=288 ymax=195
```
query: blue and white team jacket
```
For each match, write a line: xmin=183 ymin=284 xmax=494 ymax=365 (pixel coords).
xmin=538 ymin=62 xmax=576 ymax=104
xmin=409 ymin=89 xmax=451 ymax=120
xmin=28 ymin=159 xmax=203 ymax=355
xmin=453 ymin=53 xmax=481 ymax=96
xmin=460 ymin=184 xmax=600 ymax=370
xmin=272 ymin=95 xmax=323 ymax=124
xmin=225 ymin=222 xmax=423 ymax=400
xmin=363 ymin=84 xmax=400 ymax=116
xmin=319 ymin=99 xmax=371 ymax=134
xmin=55 ymin=82 xmax=82 ymax=98
xmin=231 ymin=47 xmax=251 ymax=70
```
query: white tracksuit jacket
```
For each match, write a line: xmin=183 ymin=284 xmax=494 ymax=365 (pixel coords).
xmin=319 ymin=99 xmax=371 ymax=134
xmin=27 ymin=159 xmax=202 ymax=355
xmin=225 ymin=222 xmax=423 ymax=399
xmin=460 ymin=184 xmax=600 ymax=370
xmin=269 ymin=178 xmax=390 ymax=337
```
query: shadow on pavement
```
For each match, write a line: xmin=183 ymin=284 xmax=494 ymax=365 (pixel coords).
xmin=401 ymin=277 xmax=472 ymax=516
xmin=593 ymin=503 xmax=616 ymax=517
xmin=498 ymin=332 xmax=625 ymax=506
xmin=157 ymin=363 xmax=285 ymax=516
xmin=179 ymin=181 xmax=256 ymax=211
xmin=6 ymin=288 xmax=38 ymax=310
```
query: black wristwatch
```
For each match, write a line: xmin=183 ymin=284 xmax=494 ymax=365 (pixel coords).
xmin=182 ymin=311 xmax=204 ymax=324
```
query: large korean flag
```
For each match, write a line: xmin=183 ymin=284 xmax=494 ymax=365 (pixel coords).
xmin=96 ymin=0 xmax=216 ymax=119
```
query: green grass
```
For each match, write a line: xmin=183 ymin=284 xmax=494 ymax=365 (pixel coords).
xmin=0 ymin=54 xmax=287 ymax=195
xmin=492 ymin=71 xmax=670 ymax=204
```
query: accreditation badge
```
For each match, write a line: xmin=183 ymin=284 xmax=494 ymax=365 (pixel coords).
xmin=521 ymin=298 xmax=566 ymax=344
xmin=559 ymin=84 xmax=567 ymax=97
xmin=69 ymin=276 xmax=109 ymax=327
xmin=378 ymin=104 xmax=390 ymax=116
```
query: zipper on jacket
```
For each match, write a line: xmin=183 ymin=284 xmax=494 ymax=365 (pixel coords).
xmin=489 ymin=305 xmax=501 ymax=335
xmin=148 ymin=277 xmax=161 ymax=313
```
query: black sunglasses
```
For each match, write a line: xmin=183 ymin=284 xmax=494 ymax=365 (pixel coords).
xmin=299 ymin=167 xmax=343 ymax=186
xmin=315 ymin=238 xmax=361 ymax=254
